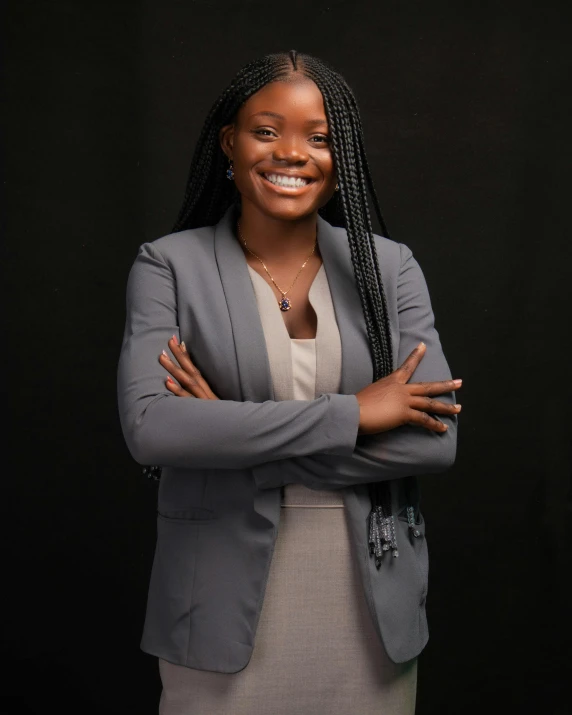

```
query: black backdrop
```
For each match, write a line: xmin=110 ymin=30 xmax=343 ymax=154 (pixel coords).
xmin=3 ymin=1 xmax=570 ymax=713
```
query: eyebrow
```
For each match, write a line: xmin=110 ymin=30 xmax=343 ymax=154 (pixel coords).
xmin=249 ymin=111 xmax=328 ymax=127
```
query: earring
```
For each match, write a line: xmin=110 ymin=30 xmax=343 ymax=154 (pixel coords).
xmin=226 ymin=160 xmax=235 ymax=181
xmin=335 ymin=183 xmax=340 ymax=192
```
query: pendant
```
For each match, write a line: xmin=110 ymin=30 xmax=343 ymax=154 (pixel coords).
xmin=279 ymin=296 xmax=292 ymax=311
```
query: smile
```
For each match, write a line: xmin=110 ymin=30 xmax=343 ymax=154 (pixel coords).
xmin=261 ymin=173 xmax=314 ymax=191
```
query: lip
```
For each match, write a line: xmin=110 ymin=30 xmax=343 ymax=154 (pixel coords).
xmin=258 ymin=171 xmax=317 ymax=194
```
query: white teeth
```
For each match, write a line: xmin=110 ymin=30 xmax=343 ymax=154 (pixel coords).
xmin=265 ymin=173 xmax=309 ymax=188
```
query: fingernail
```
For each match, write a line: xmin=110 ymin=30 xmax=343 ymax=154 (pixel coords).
xmin=162 ymin=350 xmax=169 ymax=358
xmin=172 ymin=334 xmax=179 ymax=345
xmin=180 ymin=341 xmax=186 ymax=352
xmin=454 ymin=404 xmax=462 ymax=410
xmin=419 ymin=341 xmax=425 ymax=348
xmin=166 ymin=376 xmax=174 ymax=384
xmin=453 ymin=379 xmax=462 ymax=386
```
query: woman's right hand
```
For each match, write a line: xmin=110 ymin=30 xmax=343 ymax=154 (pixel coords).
xmin=355 ymin=341 xmax=462 ymax=435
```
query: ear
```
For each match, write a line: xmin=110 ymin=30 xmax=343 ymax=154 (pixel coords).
xmin=219 ymin=124 xmax=235 ymax=161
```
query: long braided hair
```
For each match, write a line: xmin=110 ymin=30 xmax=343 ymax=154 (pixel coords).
xmin=173 ymin=50 xmax=402 ymax=565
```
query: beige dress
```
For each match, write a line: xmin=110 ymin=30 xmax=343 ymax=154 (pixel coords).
xmin=158 ymin=264 xmax=418 ymax=715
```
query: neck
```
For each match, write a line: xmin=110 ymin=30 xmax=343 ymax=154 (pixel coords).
xmin=235 ymin=202 xmax=319 ymax=262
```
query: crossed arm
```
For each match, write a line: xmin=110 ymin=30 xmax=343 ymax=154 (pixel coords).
xmin=117 ymin=241 xmax=457 ymax=487
xmin=256 ymin=244 xmax=459 ymax=489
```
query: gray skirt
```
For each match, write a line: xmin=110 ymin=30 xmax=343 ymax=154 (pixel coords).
xmin=158 ymin=484 xmax=418 ymax=715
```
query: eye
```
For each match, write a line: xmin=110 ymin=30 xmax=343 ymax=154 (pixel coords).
xmin=252 ymin=128 xmax=277 ymax=138
xmin=310 ymin=135 xmax=330 ymax=144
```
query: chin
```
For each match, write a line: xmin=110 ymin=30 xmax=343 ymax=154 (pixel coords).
xmin=260 ymin=201 xmax=319 ymax=222
xmin=250 ymin=190 xmax=327 ymax=221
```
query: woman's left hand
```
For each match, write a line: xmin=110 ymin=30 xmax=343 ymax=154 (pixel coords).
xmin=158 ymin=336 xmax=220 ymax=400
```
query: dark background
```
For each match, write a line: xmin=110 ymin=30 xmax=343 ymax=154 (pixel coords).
xmin=3 ymin=1 xmax=570 ymax=713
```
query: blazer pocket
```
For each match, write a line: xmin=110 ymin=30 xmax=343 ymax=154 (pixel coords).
xmin=158 ymin=507 xmax=217 ymax=523
xmin=397 ymin=509 xmax=429 ymax=600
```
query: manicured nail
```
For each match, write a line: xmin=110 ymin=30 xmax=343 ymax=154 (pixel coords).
xmin=454 ymin=404 xmax=462 ymax=410
xmin=419 ymin=341 xmax=425 ymax=348
xmin=172 ymin=334 xmax=179 ymax=345
xmin=166 ymin=376 xmax=174 ymax=384
xmin=453 ymin=379 xmax=462 ymax=386
xmin=162 ymin=350 xmax=169 ymax=358
xmin=180 ymin=341 xmax=186 ymax=352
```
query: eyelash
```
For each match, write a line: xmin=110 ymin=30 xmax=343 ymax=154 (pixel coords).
xmin=253 ymin=129 xmax=330 ymax=144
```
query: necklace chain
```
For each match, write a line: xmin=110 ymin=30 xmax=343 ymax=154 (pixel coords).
xmin=237 ymin=221 xmax=317 ymax=311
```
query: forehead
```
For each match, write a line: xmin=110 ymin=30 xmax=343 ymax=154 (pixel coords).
xmin=237 ymin=78 xmax=328 ymax=125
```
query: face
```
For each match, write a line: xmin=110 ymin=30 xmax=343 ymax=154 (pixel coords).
xmin=219 ymin=78 xmax=337 ymax=221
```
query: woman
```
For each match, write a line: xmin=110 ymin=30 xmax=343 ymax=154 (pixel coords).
xmin=118 ymin=50 xmax=461 ymax=714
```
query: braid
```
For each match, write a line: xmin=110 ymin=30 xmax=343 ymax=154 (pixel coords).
xmin=301 ymin=56 xmax=393 ymax=381
xmin=172 ymin=55 xmax=293 ymax=231
xmin=172 ymin=51 xmax=405 ymax=563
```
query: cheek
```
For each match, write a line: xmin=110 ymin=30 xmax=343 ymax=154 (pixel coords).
xmin=234 ymin=136 xmax=266 ymax=167
xmin=320 ymin=153 xmax=336 ymax=181
xmin=233 ymin=147 xmax=265 ymax=190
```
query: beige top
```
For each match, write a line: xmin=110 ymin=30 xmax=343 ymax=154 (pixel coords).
xmin=247 ymin=263 xmax=344 ymax=509
xmin=290 ymin=337 xmax=317 ymax=400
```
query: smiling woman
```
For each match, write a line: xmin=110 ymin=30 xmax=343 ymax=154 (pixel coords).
xmin=118 ymin=49 xmax=459 ymax=715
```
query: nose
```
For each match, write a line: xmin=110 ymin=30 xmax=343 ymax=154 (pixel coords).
xmin=272 ymin=136 xmax=309 ymax=164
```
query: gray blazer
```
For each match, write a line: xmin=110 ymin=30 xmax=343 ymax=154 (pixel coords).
xmin=117 ymin=203 xmax=458 ymax=673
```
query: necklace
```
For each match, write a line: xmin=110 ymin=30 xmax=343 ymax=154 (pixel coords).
xmin=237 ymin=221 xmax=317 ymax=312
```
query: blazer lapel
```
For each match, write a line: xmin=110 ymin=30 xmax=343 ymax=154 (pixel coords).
xmin=213 ymin=204 xmax=275 ymax=403
xmin=213 ymin=205 xmax=283 ymax=527
xmin=315 ymin=214 xmax=375 ymax=395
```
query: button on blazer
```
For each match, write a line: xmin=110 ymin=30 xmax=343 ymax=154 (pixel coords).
xmin=117 ymin=203 xmax=458 ymax=673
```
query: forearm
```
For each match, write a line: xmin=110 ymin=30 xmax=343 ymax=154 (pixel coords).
xmin=119 ymin=382 xmax=361 ymax=469
xmin=251 ymin=412 xmax=457 ymax=490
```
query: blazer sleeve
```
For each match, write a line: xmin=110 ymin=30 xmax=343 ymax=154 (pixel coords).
xmin=117 ymin=242 xmax=361 ymax=469
xmin=252 ymin=242 xmax=458 ymax=490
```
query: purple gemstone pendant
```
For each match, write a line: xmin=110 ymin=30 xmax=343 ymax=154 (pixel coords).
xmin=279 ymin=296 xmax=292 ymax=311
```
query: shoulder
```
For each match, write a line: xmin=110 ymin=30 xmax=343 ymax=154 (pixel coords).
xmin=372 ymin=234 xmax=420 ymax=280
xmin=147 ymin=224 xmax=215 ymax=257
xmin=320 ymin=218 xmax=418 ymax=293
xmin=338 ymin=224 xmax=413 ymax=276
xmin=372 ymin=232 xmax=402 ymax=269
xmin=136 ymin=224 xmax=216 ymax=267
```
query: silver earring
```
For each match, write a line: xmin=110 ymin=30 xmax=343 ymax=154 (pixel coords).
xmin=335 ymin=183 xmax=340 ymax=192
xmin=226 ymin=160 xmax=235 ymax=181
